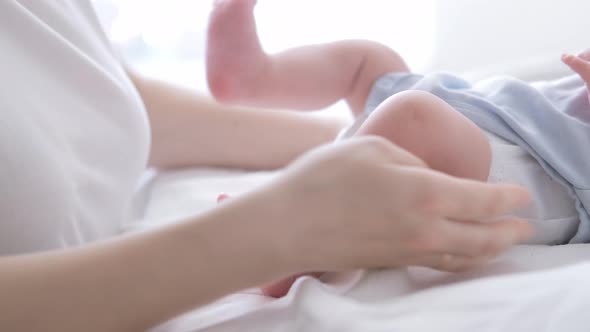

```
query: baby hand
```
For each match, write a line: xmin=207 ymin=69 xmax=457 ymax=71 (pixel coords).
xmin=563 ymin=51 xmax=590 ymax=104
xmin=562 ymin=50 xmax=590 ymax=85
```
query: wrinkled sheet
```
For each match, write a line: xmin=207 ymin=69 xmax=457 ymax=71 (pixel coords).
xmin=130 ymin=168 xmax=590 ymax=332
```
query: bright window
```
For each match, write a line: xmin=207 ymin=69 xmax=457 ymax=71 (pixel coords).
xmin=93 ymin=0 xmax=436 ymax=90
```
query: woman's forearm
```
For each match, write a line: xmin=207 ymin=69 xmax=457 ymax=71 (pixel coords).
xmin=128 ymin=71 xmax=346 ymax=170
xmin=0 ymin=187 xmax=288 ymax=332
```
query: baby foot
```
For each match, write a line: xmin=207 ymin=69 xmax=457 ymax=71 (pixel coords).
xmin=207 ymin=0 xmax=267 ymax=103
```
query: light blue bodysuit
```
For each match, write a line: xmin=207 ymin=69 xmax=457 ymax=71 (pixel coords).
xmin=366 ymin=72 xmax=590 ymax=244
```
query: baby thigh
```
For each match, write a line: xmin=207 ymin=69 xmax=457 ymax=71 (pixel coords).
xmin=355 ymin=90 xmax=491 ymax=181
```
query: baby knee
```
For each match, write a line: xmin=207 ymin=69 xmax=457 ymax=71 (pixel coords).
xmin=379 ymin=90 xmax=444 ymax=126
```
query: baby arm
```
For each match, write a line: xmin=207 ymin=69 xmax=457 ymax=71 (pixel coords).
xmin=562 ymin=50 xmax=590 ymax=103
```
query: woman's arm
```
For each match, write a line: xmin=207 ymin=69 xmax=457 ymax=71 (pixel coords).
xmin=127 ymin=70 xmax=346 ymax=169
xmin=0 ymin=186 xmax=288 ymax=332
xmin=0 ymin=138 xmax=532 ymax=332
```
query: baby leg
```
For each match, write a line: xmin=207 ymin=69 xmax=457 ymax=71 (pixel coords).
xmin=355 ymin=91 xmax=491 ymax=181
xmin=207 ymin=0 xmax=408 ymax=115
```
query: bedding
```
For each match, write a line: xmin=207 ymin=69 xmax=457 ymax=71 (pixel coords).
xmin=130 ymin=167 xmax=590 ymax=332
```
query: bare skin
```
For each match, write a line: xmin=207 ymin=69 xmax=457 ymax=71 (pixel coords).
xmin=127 ymin=71 xmax=345 ymax=170
xmin=0 ymin=2 xmax=537 ymax=330
xmin=562 ymin=50 xmax=590 ymax=102
xmin=206 ymin=0 xmax=407 ymax=116
xmin=0 ymin=137 xmax=532 ymax=332
xmin=206 ymin=0 xmax=492 ymax=296
xmin=206 ymin=0 xmax=491 ymax=182
xmin=355 ymin=91 xmax=492 ymax=180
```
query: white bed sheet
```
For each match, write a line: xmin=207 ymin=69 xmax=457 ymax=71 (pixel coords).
xmin=131 ymin=168 xmax=590 ymax=332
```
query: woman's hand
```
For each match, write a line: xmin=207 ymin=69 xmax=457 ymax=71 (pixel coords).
xmin=260 ymin=136 xmax=532 ymax=276
xmin=0 ymin=136 xmax=530 ymax=332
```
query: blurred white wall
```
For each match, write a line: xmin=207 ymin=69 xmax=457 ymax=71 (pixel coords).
xmin=430 ymin=0 xmax=590 ymax=80
xmin=93 ymin=0 xmax=436 ymax=91
xmin=93 ymin=0 xmax=590 ymax=85
xmin=255 ymin=0 xmax=436 ymax=71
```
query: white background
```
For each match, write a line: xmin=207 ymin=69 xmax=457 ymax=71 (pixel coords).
xmin=93 ymin=0 xmax=589 ymax=90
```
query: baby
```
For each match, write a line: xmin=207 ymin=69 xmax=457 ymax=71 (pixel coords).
xmin=207 ymin=0 xmax=590 ymax=296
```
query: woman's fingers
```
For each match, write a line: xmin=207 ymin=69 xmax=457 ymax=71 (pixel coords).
xmin=425 ymin=217 xmax=533 ymax=258
xmin=408 ymin=253 xmax=485 ymax=272
xmin=408 ymin=218 xmax=531 ymax=271
xmin=407 ymin=218 xmax=531 ymax=270
xmin=396 ymin=168 xmax=531 ymax=221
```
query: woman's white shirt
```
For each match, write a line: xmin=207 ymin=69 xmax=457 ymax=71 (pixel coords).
xmin=0 ymin=0 xmax=150 ymax=254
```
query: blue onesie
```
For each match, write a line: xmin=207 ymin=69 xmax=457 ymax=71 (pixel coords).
xmin=365 ymin=72 xmax=590 ymax=244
